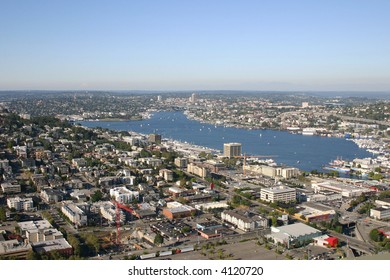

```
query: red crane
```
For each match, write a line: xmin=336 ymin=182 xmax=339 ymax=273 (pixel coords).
xmin=112 ymin=200 xmax=135 ymax=245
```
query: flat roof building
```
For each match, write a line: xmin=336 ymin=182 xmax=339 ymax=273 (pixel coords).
xmin=148 ymin=134 xmax=162 ymax=144
xmin=7 ymin=197 xmax=34 ymax=211
xmin=61 ymin=201 xmax=88 ymax=227
xmin=296 ymin=202 xmax=336 ymax=223
xmin=260 ymin=185 xmax=296 ymax=203
xmin=162 ymin=201 xmax=196 ymax=220
xmin=195 ymin=201 xmax=229 ymax=212
xmin=32 ymin=238 xmax=73 ymax=257
xmin=312 ymin=180 xmax=371 ymax=198
xmin=110 ymin=186 xmax=139 ymax=204
xmin=223 ymin=143 xmax=242 ymax=158
xmin=18 ymin=220 xmax=63 ymax=243
xmin=267 ymin=223 xmax=322 ymax=247
xmin=245 ymin=165 xmax=300 ymax=179
xmin=0 ymin=240 xmax=32 ymax=260
xmin=370 ymin=206 xmax=390 ymax=220
xmin=1 ymin=182 xmax=21 ymax=194
xmin=221 ymin=209 xmax=268 ymax=232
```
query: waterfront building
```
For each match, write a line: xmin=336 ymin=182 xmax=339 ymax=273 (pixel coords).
xmin=245 ymin=165 xmax=299 ymax=179
xmin=312 ymin=180 xmax=371 ymax=198
xmin=148 ymin=133 xmax=162 ymax=144
xmin=223 ymin=142 xmax=242 ymax=158
xmin=260 ymin=185 xmax=296 ymax=203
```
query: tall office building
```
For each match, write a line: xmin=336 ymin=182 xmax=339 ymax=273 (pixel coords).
xmin=223 ymin=143 xmax=242 ymax=158
xmin=190 ymin=93 xmax=196 ymax=103
xmin=148 ymin=133 xmax=162 ymax=144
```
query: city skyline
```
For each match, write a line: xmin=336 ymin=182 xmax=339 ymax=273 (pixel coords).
xmin=1 ymin=0 xmax=389 ymax=91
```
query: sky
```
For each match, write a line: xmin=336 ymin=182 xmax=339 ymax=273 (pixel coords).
xmin=0 ymin=0 xmax=389 ymax=91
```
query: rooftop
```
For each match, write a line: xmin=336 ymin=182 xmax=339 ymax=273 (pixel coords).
xmin=18 ymin=220 xmax=53 ymax=232
xmin=272 ymin=223 xmax=321 ymax=238
xmin=32 ymin=238 xmax=72 ymax=253
xmin=262 ymin=185 xmax=296 ymax=194
xmin=0 ymin=240 xmax=32 ymax=255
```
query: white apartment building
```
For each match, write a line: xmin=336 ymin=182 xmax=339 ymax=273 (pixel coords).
xmin=18 ymin=220 xmax=63 ymax=243
xmin=109 ymin=186 xmax=139 ymax=204
xmin=61 ymin=201 xmax=88 ymax=227
xmin=260 ymin=185 xmax=296 ymax=203
xmin=99 ymin=202 xmax=125 ymax=224
xmin=7 ymin=197 xmax=34 ymax=211
xmin=244 ymin=165 xmax=300 ymax=179
xmin=1 ymin=182 xmax=21 ymax=194
xmin=221 ymin=209 xmax=268 ymax=232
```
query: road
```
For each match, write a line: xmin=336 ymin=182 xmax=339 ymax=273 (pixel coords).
xmin=330 ymin=231 xmax=376 ymax=254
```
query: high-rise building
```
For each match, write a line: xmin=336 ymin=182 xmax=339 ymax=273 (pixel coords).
xmin=148 ymin=133 xmax=162 ymax=144
xmin=190 ymin=93 xmax=196 ymax=103
xmin=223 ymin=143 xmax=242 ymax=158
xmin=157 ymin=95 xmax=162 ymax=102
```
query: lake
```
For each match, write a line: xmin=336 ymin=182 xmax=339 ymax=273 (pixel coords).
xmin=79 ymin=111 xmax=372 ymax=171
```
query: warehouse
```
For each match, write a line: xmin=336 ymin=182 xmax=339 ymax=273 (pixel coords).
xmin=267 ymin=223 xmax=322 ymax=247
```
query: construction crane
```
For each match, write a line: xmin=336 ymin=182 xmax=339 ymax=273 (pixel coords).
xmin=112 ymin=200 xmax=135 ymax=245
xmin=234 ymin=154 xmax=277 ymax=176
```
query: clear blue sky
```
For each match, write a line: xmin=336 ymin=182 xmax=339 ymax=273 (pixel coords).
xmin=0 ymin=0 xmax=389 ymax=91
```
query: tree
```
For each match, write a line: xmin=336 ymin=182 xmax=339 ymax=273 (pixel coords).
xmin=271 ymin=216 xmax=278 ymax=227
xmin=154 ymin=234 xmax=163 ymax=246
xmin=181 ymin=226 xmax=191 ymax=234
xmin=91 ymin=190 xmax=103 ymax=202
xmin=67 ymin=234 xmax=82 ymax=257
xmin=370 ymin=229 xmax=384 ymax=242
xmin=0 ymin=207 xmax=6 ymax=222
xmin=83 ymin=234 xmax=100 ymax=255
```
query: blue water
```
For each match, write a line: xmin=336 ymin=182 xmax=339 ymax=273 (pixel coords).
xmin=79 ymin=111 xmax=373 ymax=171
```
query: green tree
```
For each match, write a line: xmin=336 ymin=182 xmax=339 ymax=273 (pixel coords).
xmin=0 ymin=207 xmax=6 ymax=222
xmin=154 ymin=234 xmax=164 ymax=246
xmin=67 ymin=234 xmax=82 ymax=257
xmin=91 ymin=190 xmax=103 ymax=202
xmin=181 ymin=226 xmax=191 ymax=234
xmin=370 ymin=229 xmax=384 ymax=242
